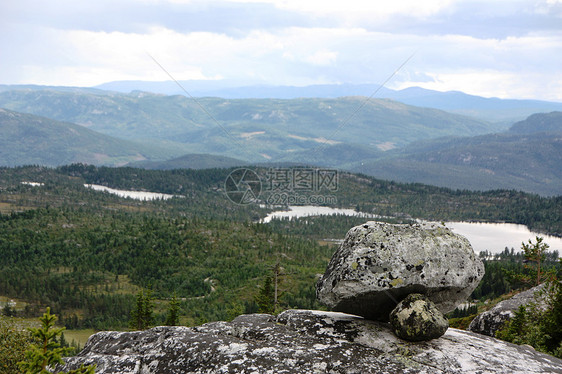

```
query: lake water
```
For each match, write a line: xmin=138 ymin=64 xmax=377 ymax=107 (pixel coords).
xmin=84 ymin=184 xmax=177 ymax=201
xmin=445 ymin=221 xmax=562 ymax=255
xmin=262 ymin=205 xmax=562 ymax=254
xmin=260 ymin=205 xmax=385 ymax=223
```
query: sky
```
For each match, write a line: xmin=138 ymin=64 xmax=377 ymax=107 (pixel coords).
xmin=1 ymin=0 xmax=561 ymax=101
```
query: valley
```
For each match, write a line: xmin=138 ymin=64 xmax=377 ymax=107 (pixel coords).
xmin=0 ymin=164 xmax=560 ymax=333
xmin=0 ymin=85 xmax=560 ymax=195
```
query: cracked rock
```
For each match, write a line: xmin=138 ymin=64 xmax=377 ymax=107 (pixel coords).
xmin=55 ymin=310 xmax=562 ymax=373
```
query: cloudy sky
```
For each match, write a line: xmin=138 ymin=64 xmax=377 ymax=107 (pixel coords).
xmin=1 ymin=0 xmax=561 ymax=100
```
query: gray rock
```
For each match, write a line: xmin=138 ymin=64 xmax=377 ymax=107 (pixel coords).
xmin=56 ymin=309 xmax=562 ymax=373
xmin=468 ymin=283 xmax=549 ymax=337
xmin=390 ymin=293 xmax=449 ymax=341
xmin=316 ymin=221 xmax=484 ymax=321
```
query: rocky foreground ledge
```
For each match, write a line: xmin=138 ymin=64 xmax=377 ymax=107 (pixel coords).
xmin=57 ymin=309 xmax=562 ymax=374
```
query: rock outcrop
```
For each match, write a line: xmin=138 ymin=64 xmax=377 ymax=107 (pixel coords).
xmin=56 ymin=309 xmax=562 ymax=373
xmin=316 ymin=221 xmax=484 ymax=321
xmin=468 ymin=283 xmax=549 ymax=337
xmin=390 ymin=293 xmax=449 ymax=341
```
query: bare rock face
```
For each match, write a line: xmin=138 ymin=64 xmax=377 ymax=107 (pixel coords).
xmin=316 ymin=221 xmax=484 ymax=321
xmin=390 ymin=293 xmax=449 ymax=341
xmin=56 ymin=310 xmax=562 ymax=373
xmin=468 ymin=283 xmax=549 ymax=337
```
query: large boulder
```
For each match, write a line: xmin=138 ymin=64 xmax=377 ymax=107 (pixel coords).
xmin=468 ymin=283 xmax=549 ymax=337
xmin=56 ymin=309 xmax=562 ymax=373
xmin=316 ymin=221 xmax=484 ymax=321
xmin=389 ymin=293 xmax=449 ymax=341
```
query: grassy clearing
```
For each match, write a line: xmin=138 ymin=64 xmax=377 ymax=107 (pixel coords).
xmin=64 ymin=329 xmax=96 ymax=347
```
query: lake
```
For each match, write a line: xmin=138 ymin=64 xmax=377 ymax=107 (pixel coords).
xmin=262 ymin=205 xmax=562 ymax=254
xmin=84 ymin=184 xmax=177 ymax=201
xmin=445 ymin=221 xmax=562 ymax=255
xmin=260 ymin=205 xmax=386 ymax=223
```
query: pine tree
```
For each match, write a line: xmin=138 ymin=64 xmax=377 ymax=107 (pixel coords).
xmin=506 ymin=237 xmax=556 ymax=287
xmin=130 ymin=289 xmax=154 ymax=330
xmin=540 ymin=280 xmax=562 ymax=353
xmin=164 ymin=294 xmax=180 ymax=326
xmin=59 ymin=332 xmax=68 ymax=348
xmin=255 ymin=276 xmax=275 ymax=314
xmin=524 ymin=237 xmax=551 ymax=285
xmin=17 ymin=307 xmax=95 ymax=374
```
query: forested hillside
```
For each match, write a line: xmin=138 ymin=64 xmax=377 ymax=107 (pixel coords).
xmin=0 ymin=165 xmax=560 ymax=330
xmin=350 ymin=112 xmax=562 ymax=196
xmin=0 ymin=87 xmax=497 ymax=163
xmin=1 ymin=87 xmax=560 ymax=195
xmin=0 ymin=109 xmax=177 ymax=167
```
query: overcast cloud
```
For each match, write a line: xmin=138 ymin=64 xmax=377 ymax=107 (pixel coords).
xmin=1 ymin=0 xmax=561 ymax=100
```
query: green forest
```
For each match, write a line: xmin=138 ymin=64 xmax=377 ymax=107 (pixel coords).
xmin=0 ymin=164 xmax=561 ymax=332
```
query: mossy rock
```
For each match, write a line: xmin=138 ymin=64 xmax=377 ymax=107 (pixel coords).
xmin=390 ymin=293 xmax=449 ymax=341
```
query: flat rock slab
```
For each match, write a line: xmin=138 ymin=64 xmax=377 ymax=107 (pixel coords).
xmin=317 ymin=221 xmax=484 ymax=321
xmin=56 ymin=310 xmax=562 ymax=373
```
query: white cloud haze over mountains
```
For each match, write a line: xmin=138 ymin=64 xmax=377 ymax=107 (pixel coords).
xmin=1 ymin=0 xmax=561 ymax=100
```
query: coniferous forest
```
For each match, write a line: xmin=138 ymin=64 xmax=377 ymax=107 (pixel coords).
xmin=0 ymin=164 xmax=561 ymax=331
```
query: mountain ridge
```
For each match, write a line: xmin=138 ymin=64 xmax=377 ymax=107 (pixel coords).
xmin=0 ymin=108 xmax=182 ymax=167
xmin=1 ymin=85 xmax=560 ymax=195
xmin=5 ymin=83 xmax=562 ymax=123
xmin=349 ymin=112 xmax=562 ymax=196
xmin=0 ymin=88 xmax=500 ymax=163
xmin=91 ymin=81 xmax=562 ymax=122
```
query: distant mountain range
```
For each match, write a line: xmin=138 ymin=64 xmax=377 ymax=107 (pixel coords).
xmin=0 ymin=87 xmax=500 ymax=163
xmin=129 ymin=111 xmax=562 ymax=195
xmin=0 ymin=84 xmax=560 ymax=195
xmin=347 ymin=112 xmax=562 ymax=196
xmin=92 ymin=81 xmax=562 ymax=123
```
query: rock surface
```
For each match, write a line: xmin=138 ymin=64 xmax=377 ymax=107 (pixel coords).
xmin=56 ymin=309 xmax=562 ymax=373
xmin=390 ymin=293 xmax=449 ymax=341
xmin=468 ymin=283 xmax=549 ymax=337
xmin=316 ymin=221 xmax=484 ymax=321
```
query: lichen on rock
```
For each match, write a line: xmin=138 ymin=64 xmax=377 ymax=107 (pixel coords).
xmin=56 ymin=310 xmax=562 ymax=373
xmin=316 ymin=221 xmax=484 ymax=322
xmin=390 ymin=293 xmax=449 ymax=341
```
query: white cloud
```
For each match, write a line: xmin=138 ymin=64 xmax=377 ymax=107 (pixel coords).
xmin=303 ymin=50 xmax=338 ymax=66
xmin=1 ymin=0 xmax=561 ymax=101
xmin=397 ymin=70 xmax=562 ymax=101
xmin=217 ymin=0 xmax=452 ymax=18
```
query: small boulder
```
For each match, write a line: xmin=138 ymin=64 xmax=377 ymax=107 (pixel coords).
xmin=389 ymin=293 xmax=449 ymax=341
xmin=316 ymin=221 xmax=484 ymax=321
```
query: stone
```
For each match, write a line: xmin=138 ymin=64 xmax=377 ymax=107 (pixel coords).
xmin=316 ymin=221 xmax=484 ymax=321
xmin=389 ymin=293 xmax=449 ymax=341
xmin=55 ymin=309 xmax=562 ymax=373
xmin=468 ymin=283 xmax=549 ymax=337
